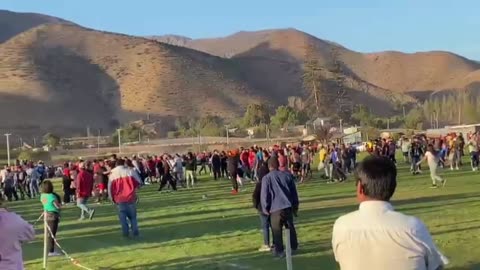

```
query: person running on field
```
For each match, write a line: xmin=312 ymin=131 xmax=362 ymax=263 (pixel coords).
xmin=300 ymin=145 xmax=312 ymax=182
xmin=211 ymin=150 xmax=222 ymax=181
xmin=448 ymin=138 xmax=460 ymax=171
xmin=75 ymin=162 xmax=95 ymax=221
xmin=410 ymin=141 xmax=423 ymax=174
xmin=158 ymin=155 xmax=177 ymax=192
xmin=468 ymin=134 xmax=479 ymax=171
xmin=184 ymin=153 xmax=196 ymax=188
xmin=26 ymin=164 xmax=40 ymax=198
xmin=227 ymin=150 xmax=240 ymax=194
xmin=14 ymin=166 xmax=28 ymax=200
xmin=252 ymin=150 xmax=272 ymax=252
xmin=220 ymin=151 xmax=228 ymax=178
xmin=417 ymin=144 xmax=446 ymax=188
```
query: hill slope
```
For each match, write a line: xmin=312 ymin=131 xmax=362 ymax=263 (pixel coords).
xmin=0 ymin=22 xmax=263 ymax=135
xmin=2 ymin=10 xmax=480 ymax=136
xmin=0 ymin=10 xmax=70 ymax=43
xmin=153 ymin=29 xmax=480 ymax=95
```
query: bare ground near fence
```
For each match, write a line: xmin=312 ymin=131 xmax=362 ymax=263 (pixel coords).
xmin=51 ymin=136 xmax=301 ymax=162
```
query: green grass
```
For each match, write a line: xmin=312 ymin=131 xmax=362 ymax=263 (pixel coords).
xmin=6 ymin=161 xmax=480 ymax=270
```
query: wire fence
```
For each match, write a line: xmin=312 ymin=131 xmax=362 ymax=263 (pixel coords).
xmin=29 ymin=212 xmax=95 ymax=270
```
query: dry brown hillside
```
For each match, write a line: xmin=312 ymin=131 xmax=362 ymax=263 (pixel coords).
xmin=0 ymin=10 xmax=70 ymax=43
xmin=2 ymin=10 xmax=480 ymax=137
xmin=154 ymin=29 xmax=480 ymax=96
xmin=0 ymin=23 xmax=263 ymax=136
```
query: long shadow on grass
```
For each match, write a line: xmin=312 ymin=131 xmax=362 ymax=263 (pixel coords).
xmin=97 ymin=241 xmax=336 ymax=270
xmin=450 ymin=263 xmax=480 ymax=270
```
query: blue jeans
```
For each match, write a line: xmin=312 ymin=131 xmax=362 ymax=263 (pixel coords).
xmin=30 ymin=180 xmax=39 ymax=198
xmin=77 ymin=197 xmax=91 ymax=218
xmin=117 ymin=202 xmax=139 ymax=237
xmin=259 ymin=213 xmax=271 ymax=246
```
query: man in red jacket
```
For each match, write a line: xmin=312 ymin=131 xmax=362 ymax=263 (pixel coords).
xmin=75 ymin=162 xmax=95 ymax=221
xmin=108 ymin=158 xmax=141 ymax=238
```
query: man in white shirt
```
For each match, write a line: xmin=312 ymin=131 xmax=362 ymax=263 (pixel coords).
xmin=332 ymin=156 xmax=448 ymax=270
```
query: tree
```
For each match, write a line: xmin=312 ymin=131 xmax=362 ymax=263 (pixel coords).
xmin=302 ymin=43 xmax=330 ymax=116
xmin=18 ymin=150 xmax=52 ymax=162
xmin=270 ymin=106 xmax=300 ymax=129
xmin=352 ymin=105 xmax=374 ymax=127
xmin=42 ymin=133 xmax=60 ymax=149
xmin=315 ymin=126 xmax=333 ymax=143
xmin=404 ymin=108 xmax=424 ymax=129
xmin=112 ymin=124 xmax=150 ymax=144
xmin=243 ymin=103 xmax=270 ymax=127
xmin=329 ymin=47 xmax=351 ymax=120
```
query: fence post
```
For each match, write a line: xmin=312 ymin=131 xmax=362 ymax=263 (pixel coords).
xmin=43 ymin=211 xmax=48 ymax=269
xmin=285 ymin=228 xmax=293 ymax=270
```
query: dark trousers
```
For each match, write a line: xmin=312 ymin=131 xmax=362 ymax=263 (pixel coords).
xmin=471 ymin=151 xmax=479 ymax=167
xmin=63 ymin=188 xmax=71 ymax=204
xmin=213 ymin=166 xmax=221 ymax=180
xmin=199 ymin=163 xmax=207 ymax=175
xmin=221 ymin=164 xmax=227 ymax=178
xmin=158 ymin=174 xmax=177 ymax=191
xmin=46 ymin=212 xmax=59 ymax=253
xmin=270 ymin=208 xmax=298 ymax=254
xmin=230 ymin=172 xmax=238 ymax=191
xmin=259 ymin=213 xmax=271 ymax=246
xmin=4 ymin=186 xmax=18 ymax=201
xmin=17 ymin=183 xmax=28 ymax=200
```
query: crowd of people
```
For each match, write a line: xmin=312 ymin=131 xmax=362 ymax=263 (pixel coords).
xmin=3 ymin=131 xmax=479 ymax=269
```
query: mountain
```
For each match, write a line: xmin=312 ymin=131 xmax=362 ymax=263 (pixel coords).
xmin=1 ymin=10 xmax=480 ymax=137
xmin=0 ymin=13 xmax=264 ymax=136
xmin=0 ymin=10 xmax=70 ymax=43
xmin=152 ymin=29 xmax=480 ymax=94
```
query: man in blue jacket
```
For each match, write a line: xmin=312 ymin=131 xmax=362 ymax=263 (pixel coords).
xmin=261 ymin=158 xmax=299 ymax=257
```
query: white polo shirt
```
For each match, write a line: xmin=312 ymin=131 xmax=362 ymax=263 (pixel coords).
xmin=332 ymin=201 xmax=447 ymax=270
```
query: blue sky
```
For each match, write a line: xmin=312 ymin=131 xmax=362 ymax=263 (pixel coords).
xmin=2 ymin=0 xmax=480 ymax=59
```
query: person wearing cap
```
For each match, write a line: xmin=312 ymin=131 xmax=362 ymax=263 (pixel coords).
xmin=332 ymin=156 xmax=448 ymax=270
xmin=261 ymin=158 xmax=299 ymax=257
xmin=75 ymin=162 xmax=95 ymax=221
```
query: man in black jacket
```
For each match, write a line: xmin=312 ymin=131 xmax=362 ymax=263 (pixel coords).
xmin=211 ymin=150 xmax=221 ymax=181
xmin=227 ymin=151 xmax=240 ymax=194
xmin=261 ymin=158 xmax=299 ymax=257
xmin=252 ymin=151 xmax=271 ymax=252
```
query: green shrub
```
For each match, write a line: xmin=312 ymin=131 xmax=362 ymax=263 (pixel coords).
xmin=17 ymin=150 xmax=52 ymax=163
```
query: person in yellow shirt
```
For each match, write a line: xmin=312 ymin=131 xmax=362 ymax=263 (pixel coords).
xmin=318 ymin=145 xmax=328 ymax=179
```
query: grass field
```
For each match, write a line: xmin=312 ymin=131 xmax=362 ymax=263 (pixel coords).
xmin=7 ymin=161 xmax=480 ymax=270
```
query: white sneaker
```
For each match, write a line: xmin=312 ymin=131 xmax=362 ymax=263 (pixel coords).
xmin=48 ymin=251 xmax=62 ymax=257
xmin=456 ymin=167 xmax=460 ymax=170
xmin=258 ymin=245 xmax=271 ymax=252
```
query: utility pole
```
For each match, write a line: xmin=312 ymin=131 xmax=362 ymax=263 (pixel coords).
xmin=387 ymin=118 xmax=390 ymax=129
xmin=225 ymin=125 xmax=230 ymax=145
xmin=4 ymin=133 xmax=11 ymax=166
xmin=117 ymin=129 xmax=122 ymax=154
xmin=402 ymin=106 xmax=406 ymax=118
xmin=339 ymin=119 xmax=343 ymax=133
xmin=33 ymin=137 xmax=37 ymax=148
xmin=97 ymin=130 xmax=100 ymax=154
